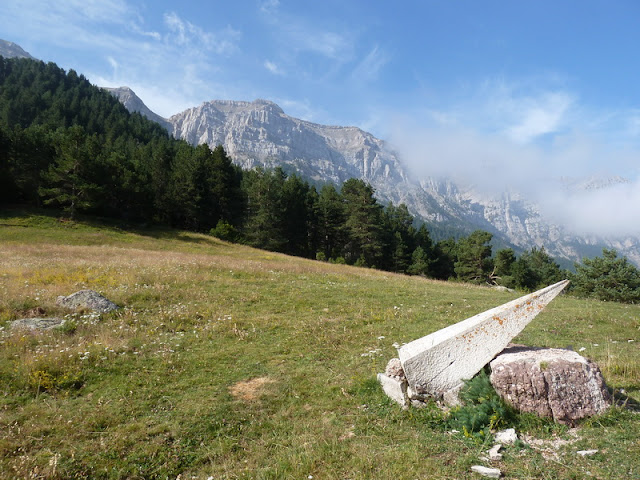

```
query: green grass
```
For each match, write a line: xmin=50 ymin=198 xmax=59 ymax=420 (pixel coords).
xmin=1 ymin=209 xmax=639 ymax=479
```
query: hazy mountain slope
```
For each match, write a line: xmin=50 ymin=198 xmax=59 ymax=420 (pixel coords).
xmin=110 ymin=87 xmax=640 ymax=266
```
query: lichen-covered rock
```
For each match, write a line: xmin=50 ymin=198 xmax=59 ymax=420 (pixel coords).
xmin=56 ymin=290 xmax=119 ymax=313
xmin=10 ymin=317 xmax=65 ymax=330
xmin=490 ymin=346 xmax=611 ymax=425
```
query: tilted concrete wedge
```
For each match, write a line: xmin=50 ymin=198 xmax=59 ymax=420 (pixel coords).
xmin=398 ymin=280 xmax=570 ymax=398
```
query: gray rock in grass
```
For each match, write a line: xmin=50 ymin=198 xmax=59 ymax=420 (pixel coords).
xmin=56 ymin=289 xmax=119 ymax=313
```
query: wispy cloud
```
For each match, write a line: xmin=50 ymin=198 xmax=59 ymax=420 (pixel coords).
xmin=259 ymin=3 xmax=354 ymax=64
xmin=503 ymin=92 xmax=574 ymax=143
xmin=351 ymin=46 xmax=389 ymax=82
xmin=163 ymin=12 xmax=240 ymax=55
xmin=260 ymin=0 xmax=280 ymax=15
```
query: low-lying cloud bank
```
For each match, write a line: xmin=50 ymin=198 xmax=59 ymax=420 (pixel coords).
xmin=389 ymin=123 xmax=640 ymax=238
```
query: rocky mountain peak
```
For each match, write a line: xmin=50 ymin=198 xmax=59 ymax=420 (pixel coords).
xmin=103 ymin=86 xmax=170 ymax=130
xmin=0 ymin=39 xmax=35 ymax=60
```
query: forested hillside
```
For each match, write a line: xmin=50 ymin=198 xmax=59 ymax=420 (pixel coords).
xmin=2 ymin=55 xmax=640 ymax=301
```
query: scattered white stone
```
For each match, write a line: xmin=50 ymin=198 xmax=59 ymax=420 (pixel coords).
xmin=471 ymin=465 xmax=502 ymax=478
xmin=579 ymin=347 xmax=586 ymax=352
xmin=494 ymin=428 xmax=518 ymax=445
xmin=488 ymin=444 xmax=503 ymax=461
xmin=577 ymin=449 xmax=598 ymax=457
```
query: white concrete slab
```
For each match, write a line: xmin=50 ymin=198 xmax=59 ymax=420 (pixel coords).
xmin=398 ymin=280 xmax=570 ymax=397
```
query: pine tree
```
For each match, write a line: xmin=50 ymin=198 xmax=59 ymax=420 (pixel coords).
xmin=341 ymin=178 xmax=384 ymax=267
xmin=454 ymin=230 xmax=493 ymax=283
xmin=315 ymin=184 xmax=346 ymax=260
xmin=38 ymin=126 xmax=98 ymax=219
xmin=571 ymin=248 xmax=640 ymax=303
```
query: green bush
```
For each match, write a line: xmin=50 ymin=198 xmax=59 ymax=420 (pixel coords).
xmin=447 ymin=369 xmax=516 ymax=442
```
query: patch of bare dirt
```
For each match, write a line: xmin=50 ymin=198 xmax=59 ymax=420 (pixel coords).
xmin=229 ymin=377 xmax=275 ymax=402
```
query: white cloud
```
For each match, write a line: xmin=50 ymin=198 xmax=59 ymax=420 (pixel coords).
xmin=388 ymin=80 xmax=640 ymax=238
xmin=259 ymin=4 xmax=354 ymax=63
xmin=264 ymin=60 xmax=284 ymax=75
xmin=163 ymin=12 xmax=240 ymax=55
xmin=505 ymin=92 xmax=573 ymax=143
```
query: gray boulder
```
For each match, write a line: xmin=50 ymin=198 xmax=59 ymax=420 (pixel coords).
xmin=490 ymin=346 xmax=611 ymax=425
xmin=10 ymin=317 xmax=65 ymax=330
xmin=56 ymin=289 xmax=119 ymax=313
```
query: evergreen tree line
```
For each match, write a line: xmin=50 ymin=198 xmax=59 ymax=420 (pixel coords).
xmin=2 ymin=56 xmax=640 ymax=303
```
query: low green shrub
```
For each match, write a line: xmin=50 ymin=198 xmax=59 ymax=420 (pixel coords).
xmin=447 ymin=368 xmax=516 ymax=442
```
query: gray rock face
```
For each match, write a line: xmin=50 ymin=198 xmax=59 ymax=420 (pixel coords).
xmin=0 ymin=39 xmax=35 ymax=59
xmin=168 ymin=99 xmax=407 ymax=186
xmin=104 ymin=86 xmax=171 ymax=130
xmin=490 ymin=346 xmax=611 ymax=425
xmin=10 ymin=317 xmax=65 ymax=330
xmin=56 ymin=290 xmax=119 ymax=313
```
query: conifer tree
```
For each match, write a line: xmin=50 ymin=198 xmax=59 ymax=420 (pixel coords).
xmin=38 ymin=125 xmax=98 ymax=219
xmin=571 ymin=248 xmax=640 ymax=303
xmin=341 ymin=178 xmax=384 ymax=267
xmin=454 ymin=230 xmax=493 ymax=283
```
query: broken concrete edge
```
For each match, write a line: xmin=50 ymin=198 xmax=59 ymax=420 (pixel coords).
xmin=377 ymin=373 xmax=409 ymax=409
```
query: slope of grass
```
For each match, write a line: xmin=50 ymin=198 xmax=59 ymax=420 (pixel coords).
xmin=1 ymin=209 xmax=639 ymax=479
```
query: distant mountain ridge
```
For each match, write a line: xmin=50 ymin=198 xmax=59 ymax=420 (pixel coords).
xmin=2 ymin=38 xmax=636 ymax=266
xmin=115 ymin=90 xmax=640 ymax=267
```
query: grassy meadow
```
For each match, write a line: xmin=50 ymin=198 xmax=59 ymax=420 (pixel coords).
xmin=1 ymin=209 xmax=639 ymax=479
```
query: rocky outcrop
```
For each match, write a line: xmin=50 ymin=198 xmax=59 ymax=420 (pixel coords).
xmin=56 ymin=290 xmax=119 ymax=313
xmin=489 ymin=346 xmax=611 ymax=425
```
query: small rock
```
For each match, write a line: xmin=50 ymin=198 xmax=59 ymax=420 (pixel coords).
xmin=56 ymin=289 xmax=119 ymax=313
xmin=577 ymin=449 xmax=598 ymax=457
xmin=385 ymin=358 xmax=405 ymax=379
xmin=494 ymin=428 xmax=518 ymax=445
xmin=488 ymin=444 xmax=503 ymax=461
xmin=471 ymin=465 xmax=502 ymax=478
xmin=10 ymin=317 xmax=65 ymax=330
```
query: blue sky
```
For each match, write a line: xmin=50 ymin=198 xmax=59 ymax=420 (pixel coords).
xmin=2 ymin=0 xmax=640 ymax=235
